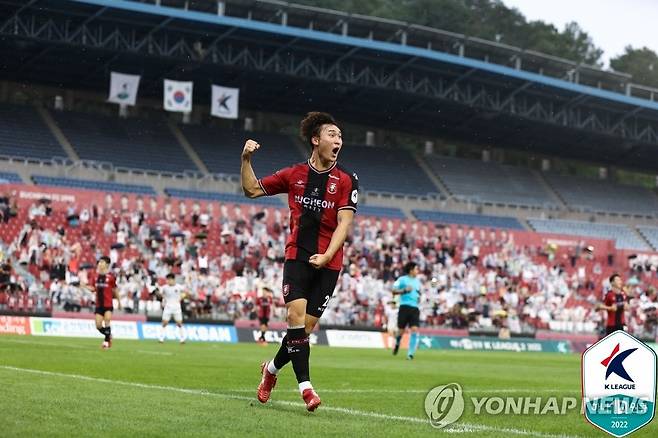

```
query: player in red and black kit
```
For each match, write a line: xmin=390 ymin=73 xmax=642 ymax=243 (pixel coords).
xmin=88 ymin=256 xmax=121 ymax=349
xmin=241 ymin=112 xmax=358 ymax=411
xmin=600 ymin=273 xmax=628 ymax=335
xmin=256 ymin=287 xmax=274 ymax=345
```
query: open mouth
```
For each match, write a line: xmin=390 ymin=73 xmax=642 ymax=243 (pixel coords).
xmin=331 ymin=147 xmax=340 ymax=157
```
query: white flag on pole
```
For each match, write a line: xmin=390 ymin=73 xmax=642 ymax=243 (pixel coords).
xmin=164 ymin=79 xmax=193 ymax=113
xmin=211 ymin=85 xmax=239 ymax=119
xmin=108 ymin=72 xmax=140 ymax=106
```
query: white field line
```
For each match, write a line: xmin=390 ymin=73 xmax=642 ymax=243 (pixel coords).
xmin=1 ymin=365 xmax=582 ymax=438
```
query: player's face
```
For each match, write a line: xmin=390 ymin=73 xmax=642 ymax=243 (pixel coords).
xmin=612 ymin=276 xmax=623 ymax=289
xmin=97 ymin=260 xmax=108 ymax=274
xmin=313 ymin=124 xmax=342 ymax=163
xmin=167 ymin=277 xmax=175 ymax=286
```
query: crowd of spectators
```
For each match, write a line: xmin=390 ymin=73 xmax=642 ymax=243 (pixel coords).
xmin=1 ymin=192 xmax=657 ymax=338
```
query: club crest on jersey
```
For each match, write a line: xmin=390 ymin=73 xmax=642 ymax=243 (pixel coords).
xmin=283 ymin=284 xmax=290 ymax=297
xmin=328 ymin=182 xmax=337 ymax=194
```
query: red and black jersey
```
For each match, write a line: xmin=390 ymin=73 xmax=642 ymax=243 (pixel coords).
xmin=91 ymin=272 xmax=117 ymax=308
xmin=604 ymin=290 xmax=626 ymax=327
xmin=256 ymin=295 xmax=273 ymax=319
xmin=259 ymin=159 xmax=358 ymax=271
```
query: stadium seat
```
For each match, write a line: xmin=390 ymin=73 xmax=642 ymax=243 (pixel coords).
xmin=179 ymin=126 xmax=304 ymax=177
xmin=528 ymin=218 xmax=649 ymax=250
xmin=0 ymin=103 xmax=65 ymax=160
xmin=164 ymin=188 xmax=283 ymax=207
xmin=51 ymin=111 xmax=197 ymax=173
xmin=32 ymin=175 xmax=156 ymax=195
xmin=337 ymin=145 xmax=438 ymax=196
xmin=636 ymin=226 xmax=658 ymax=250
xmin=544 ymin=173 xmax=658 ymax=216
xmin=411 ymin=210 xmax=524 ymax=229
xmin=357 ymin=205 xmax=406 ymax=219
xmin=0 ymin=171 xmax=22 ymax=183
xmin=426 ymin=155 xmax=556 ymax=208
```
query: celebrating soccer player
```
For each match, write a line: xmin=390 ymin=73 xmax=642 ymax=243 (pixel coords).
xmin=391 ymin=262 xmax=422 ymax=359
xmin=241 ymin=111 xmax=358 ymax=411
xmin=157 ymin=273 xmax=186 ymax=344
xmin=88 ymin=256 xmax=121 ymax=349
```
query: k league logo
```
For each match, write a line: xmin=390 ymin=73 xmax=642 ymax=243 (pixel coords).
xmin=582 ymin=331 xmax=657 ymax=437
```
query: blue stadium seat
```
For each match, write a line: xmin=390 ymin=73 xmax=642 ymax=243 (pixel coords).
xmin=0 ymin=171 xmax=22 ymax=183
xmin=180 ymin=126 xmax=304 ymax=177
xmin=636 ymin=226 xmax=658 ymax=251
xmin=51 ymin=111 xmax=196 ymax=173
xmin=426 ymin=156 xmax=555 ymax=207
xmin=0 ymin=103 xmax=65 ymax=160
xmin=338 ymin=145 xmax=437 ymax=196
xmin=357 ymin=205 xmax=405 ymax=219
xmin=544 ymin=173 xmax=658 ymax=216
xmin=412 ymin=210 xmax=524 ymax=229
xmin=529 ymin=218 xmax=649 ymax=250
xmin=164 ymin=188 xmax=283 ymax=207
xmin=32 ymin=175 xmax=156 ymax=195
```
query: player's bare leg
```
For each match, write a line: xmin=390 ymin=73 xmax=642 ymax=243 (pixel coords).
xmin=95 ymin=313 xmax=109 ymax=349
xmin=103 ymin=311 xmax=113 ymax=348
xmin=258 ymin=322 xmax=267 ymax=345
xmin=159 ymin=320 xmax=168 ymax=343
xmin=175 ymin=321 xmax=185 ymax=344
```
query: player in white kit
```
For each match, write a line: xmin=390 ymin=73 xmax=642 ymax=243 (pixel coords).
xmin=158 ymin=273 xmax=186 ymax=344
xmin=384 ymin=300 xmax=399 ymax=349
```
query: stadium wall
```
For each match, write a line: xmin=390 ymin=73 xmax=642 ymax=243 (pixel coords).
xmin=7 ymin=316 xmax=655 ymax=354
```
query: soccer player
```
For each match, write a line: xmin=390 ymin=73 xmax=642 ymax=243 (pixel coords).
xmin=600 ymin=273 xmax=628 ymax=335
xmin=158 ymin=273 xmax=186 ymax=344
xmin=392 ymin=262 xmax=421 ymax=359
xmin=384 ymin=300 xmax=399 ymax=349
xmin=89 ymin=256 xmax=121 ymax=349
xmin=256 ymin=287 xmax=274 ymax=345
xmin=241 ymin=111 xmax=358 ymax=411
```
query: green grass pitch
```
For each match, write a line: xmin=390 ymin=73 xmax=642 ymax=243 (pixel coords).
xmin=1 ymin=335 xmax=656 ymax=437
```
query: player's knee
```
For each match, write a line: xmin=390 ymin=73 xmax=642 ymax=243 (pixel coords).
xmin=286 ymin=310 xmax=304 ymax=327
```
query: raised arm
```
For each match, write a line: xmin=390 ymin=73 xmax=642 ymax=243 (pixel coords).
xmin=241 ymin=139 xmax=266 ymax=198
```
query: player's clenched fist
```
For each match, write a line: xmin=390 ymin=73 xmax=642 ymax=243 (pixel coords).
xmin=242 ymin=139 xmax=260 ymax=159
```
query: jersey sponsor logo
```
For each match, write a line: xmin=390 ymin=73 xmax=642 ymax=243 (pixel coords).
xmin=328 ymin=182 xmax=337 ymax=194
xmin=351 ymin=189 xmax=358 ymax=204
xmin=294 ymin=194 xmax=336 ymax=211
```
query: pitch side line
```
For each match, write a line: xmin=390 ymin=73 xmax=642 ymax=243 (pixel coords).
xmin=224 ymin=388 xmax=579 ymax=394
xmin=0 ymin=365 xmax=582 ymax=438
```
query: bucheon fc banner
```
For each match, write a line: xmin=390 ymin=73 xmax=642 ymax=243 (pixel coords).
xmin=107 ymin=71 xmax=141 ymax=106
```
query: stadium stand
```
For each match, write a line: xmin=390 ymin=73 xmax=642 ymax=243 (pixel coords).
xmin=179 ymin=125 xmax=304 ymax=177
xmin=0 ymin=171 xmax=22 ymax=183
xmin=637 ymin=226 xmax=658 ymax=251
xmin=51 ymin=111 xmax=196 ymax=173
xmin=338 ymin=145 xmax=437 ymax=196
xmin=528 ymin=218 xmax=649 ymax=250
xmin=32 ymin=175 xmax=156 ymax=195
xmin=164 ymin=188 xmax=283 ymax=207
xmin=426 ymin=155 xmax=556 ymax=207
xmin=543 ymin=173 xmax=658 ymax=216
xmin=357 ymin=205 xmax=405 ymax=219
xmin=0 ymin=103 xmax=65 ymax=160
xmin=412 ymin=210 xmax=524 ymax=229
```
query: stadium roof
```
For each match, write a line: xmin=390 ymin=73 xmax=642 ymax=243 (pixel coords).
xmin=2 ymin=0 xmax=658 ymax=170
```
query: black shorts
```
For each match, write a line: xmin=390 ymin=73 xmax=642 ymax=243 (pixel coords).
xmin=397 ymin=305 xmax=420 ymax=329
xmin=605 ymin=325 xmax=624 ymax=335
xmin=259 ymin=317 xmax=270 ymax=326
xmin=282 ymin=260 xmax=340 ymax=318
xmin=94 ymin=307 xmax=113 ymax=315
